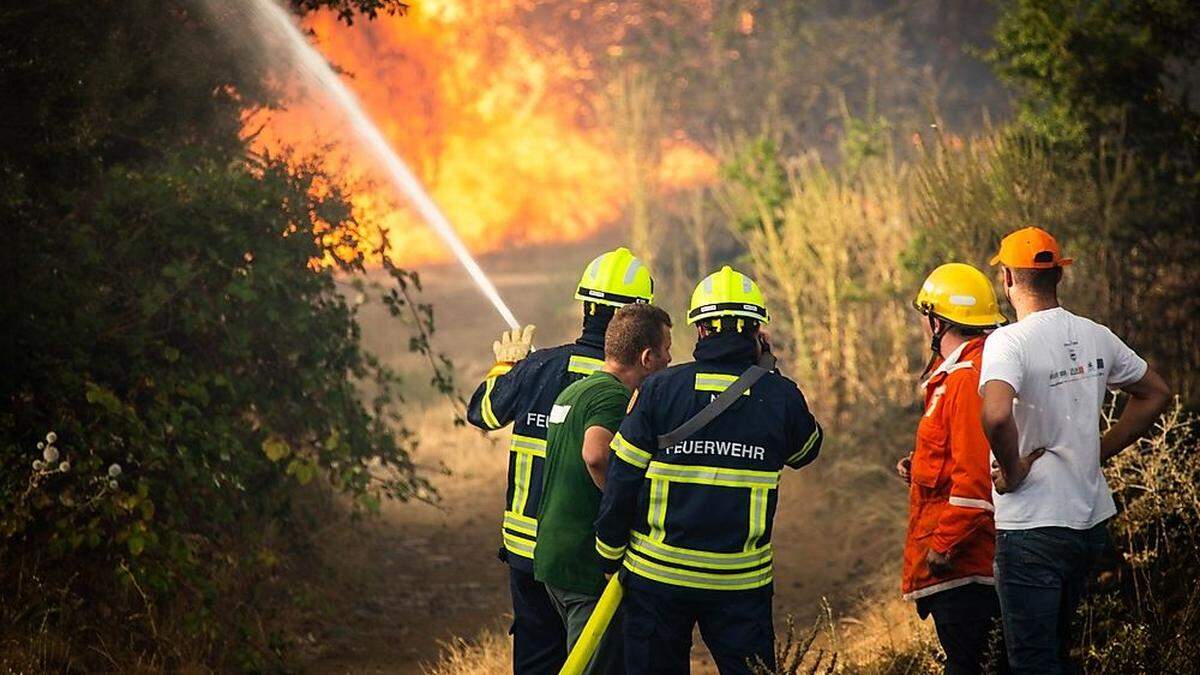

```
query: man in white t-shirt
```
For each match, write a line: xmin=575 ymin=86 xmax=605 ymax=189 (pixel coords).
xmin=979 ymin=227 xmax=1170 ymax=674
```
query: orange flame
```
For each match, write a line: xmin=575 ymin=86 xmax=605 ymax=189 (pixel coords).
xmin=254 ymin=2 xmax=716 ymax=265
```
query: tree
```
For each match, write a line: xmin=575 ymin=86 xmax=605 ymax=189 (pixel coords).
xmin=987 ymin=0 xmax=1200 ymax=399
xmin=0 ymin=0 xmax=430 ymax=668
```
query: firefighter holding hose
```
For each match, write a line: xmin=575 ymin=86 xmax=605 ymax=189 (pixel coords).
xmin=466 ymin=247 xmax=654 ymax=675
xmin=592 ymin=266 xmax=823 ymax=674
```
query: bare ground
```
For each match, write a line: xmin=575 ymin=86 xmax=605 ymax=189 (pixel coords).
xmin=298 ymin=238 xmax=915 ymax=672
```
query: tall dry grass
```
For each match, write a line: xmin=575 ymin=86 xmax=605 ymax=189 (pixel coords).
xmin=732 ymin=148 xmax=915 ymax=422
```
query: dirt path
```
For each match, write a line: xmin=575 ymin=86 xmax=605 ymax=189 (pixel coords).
xmin=299 ymin=418 xmax=903 ymax=674
xmin=306 ymin=238 xmax=907 ymax=672
xmin=303 ymin=441 xmax=513 ymax=674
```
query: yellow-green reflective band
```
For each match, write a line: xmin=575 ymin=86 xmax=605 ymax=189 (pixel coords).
xmin=503 ymin=531 xmax=536 ymax=558
xmin=612 ymin=433 xmax=652 ymax=469
xmin=694 ymin=372 xmax=750 ymax=396
xmin=788 ymin=424 xmax=821 ymax=465
xmin=623 ymin=551 xmax=773 ymax=591
xmin=504 ymin=511 xmax=538 ymax=537
xmin=568 ymin=355 xmax=604 ymax=375
xmin=648 ymin=479 xmax=669 ymax=542
xmin=481 ymin=377 xmax=501 ymax=429
xmin=745 ymin=487 xmax=769 ymax=552
xmin=645 ymin=462 xmax=779 ymax=489
xmin=595 ymin=537 xmax=627 ymax=560
xmin=510 ymin=434 xmax=547 ymax=457
xmin=511 ymin=452 xmax=534 ymax=514
xmin=630 ymin=532 xmax=772 ymax=570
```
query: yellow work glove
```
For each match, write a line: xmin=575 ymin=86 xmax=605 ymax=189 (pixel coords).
xmin=492 ymin=325 xmax=536 ymax=364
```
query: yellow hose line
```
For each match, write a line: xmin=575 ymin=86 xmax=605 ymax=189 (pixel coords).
xmin=559 ymin=574 xmax=624 ymax=675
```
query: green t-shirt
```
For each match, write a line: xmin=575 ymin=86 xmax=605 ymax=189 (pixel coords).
xmin=534 ymin=370 xmax=631 ymax=595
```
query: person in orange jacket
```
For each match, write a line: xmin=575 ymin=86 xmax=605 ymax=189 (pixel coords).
xmin=897 ymin=263 xmax=1009 ymax=675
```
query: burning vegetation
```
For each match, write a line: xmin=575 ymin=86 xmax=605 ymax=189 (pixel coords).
xmin=3 ymin=0 xmax=1198 ymax=672
xmin=255 ymin=1 xmax=718 ymax=264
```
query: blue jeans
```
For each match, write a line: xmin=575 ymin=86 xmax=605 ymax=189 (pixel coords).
xmin=994 ymin=524 xmax=1108 ymax=674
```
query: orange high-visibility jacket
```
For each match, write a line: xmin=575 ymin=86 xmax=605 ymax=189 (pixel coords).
xmin=902 ymin=337 xmax=996 ymax=600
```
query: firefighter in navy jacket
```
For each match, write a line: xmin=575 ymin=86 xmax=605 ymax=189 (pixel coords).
xmin=594 ymin=266 xmax=823 ymax=674
xmin=467 ymin=247 xmax=654 ymax=675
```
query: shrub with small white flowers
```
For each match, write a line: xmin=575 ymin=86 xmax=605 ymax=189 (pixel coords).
xmin=1 ymin=0 xmax=451 ymax=670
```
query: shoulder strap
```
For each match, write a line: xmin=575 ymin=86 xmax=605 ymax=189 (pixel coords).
xmin=656 ymin=353 xmax=777 ymax=449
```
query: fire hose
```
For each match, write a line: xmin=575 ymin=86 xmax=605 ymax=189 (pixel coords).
xmin=558 ymin=573 xmax=624 ymax=675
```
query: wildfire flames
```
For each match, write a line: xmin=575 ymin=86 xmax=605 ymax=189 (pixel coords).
xmin=253 ymin=1 xmax=716 ymax=264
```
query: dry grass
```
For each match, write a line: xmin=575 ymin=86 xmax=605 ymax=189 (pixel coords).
xmin=418 ymin=591 xmax=942 ymax=675
xmin=735 ymin=149 xmax=917 ymax=423
xmin=421 ymin=630 xmax=512 ymax=675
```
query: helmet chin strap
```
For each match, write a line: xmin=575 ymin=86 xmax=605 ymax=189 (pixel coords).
xmin=920 ymin=314 xmax=950 ymax=380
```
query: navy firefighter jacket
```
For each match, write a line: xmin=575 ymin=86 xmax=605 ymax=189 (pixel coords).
xmin=594 ymin=332 xmax=823 ymax=597
xmin=467 ymin=331 xmax=605 ymax=572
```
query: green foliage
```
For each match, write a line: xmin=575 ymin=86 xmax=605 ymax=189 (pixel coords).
xmin=719 ymin=135 xmax=789 ymax=235
xmin=0 ymin=0 xmax=444 ymax=668
xmin=987 ymin=0 xmax=1200 ymax=400
xmin=988 ymin=0 xmax=1200 ymax=150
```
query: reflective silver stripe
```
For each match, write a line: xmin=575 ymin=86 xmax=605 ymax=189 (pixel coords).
xmin=647 ymin=479 xmax=669 ymax=542
xmin=480 ymin=376 xmax=501 ymax=429
xmin=787 ymin=424 xmax=822 ymax=464
xmin=595 ymin=537 xmax=627 ymax=560
xmin=623 ymin=551 xmax=773 ymax=590
xmin=623 ymin=258 xmax=643 ymax=284
xmin=902 ymin=575 xmax=994 ymax=601
xmin=503 ymin=531 xmax=536 ymax=558
xmin=645 ymin=461 xmax=779 ymax=489
xmin=511 ymin=452 xmax=532 ymax=514
xmin=503 ymin=511 xmax=538 ymax=536
xmin=630 ymin=532 xmax=771 ymax=569
xmin=568 ymin=355 xmax=604 ymax=375
xmin=948 ymin=495 xmax=994 ymax=512
xmin=694 ymin=373 xmax=750 ymax=395
xmin=612 ymin=433 xmax=652 ymax=469
xmin=745 ymin=487 xmax=768 ymax=551
xmin=510 ymin=435 xmax=547 ymax=457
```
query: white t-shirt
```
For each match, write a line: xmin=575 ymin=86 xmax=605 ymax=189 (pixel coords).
xmin=979 ymin=307 xmax=1147 ymax=530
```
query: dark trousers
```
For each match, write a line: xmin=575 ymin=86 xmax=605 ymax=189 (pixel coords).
xmin=622 ymin=587 xmax=774 ymax=674
xmin=916 ymin=583 xmax=1007 ymax=675
xmin=994 ymin=524 xmax=1108 ymax=674
xmin=509 ymin=566 xmax=568 ymax=674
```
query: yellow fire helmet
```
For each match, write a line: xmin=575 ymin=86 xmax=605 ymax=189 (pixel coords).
xmin=913 ymin=262 xmax=1006 ymax=328
xmin=575 ymin=247 xmax=654 ymax=307
xmin=688 ymin=265 xmax=770 ymax=325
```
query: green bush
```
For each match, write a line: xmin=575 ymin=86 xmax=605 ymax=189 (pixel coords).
xmin=0 ymin=0 xmax=430 ymax=668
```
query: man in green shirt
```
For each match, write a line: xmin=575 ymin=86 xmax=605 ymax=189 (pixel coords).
xmin=536 ymin=302 xmax=674 ymax=674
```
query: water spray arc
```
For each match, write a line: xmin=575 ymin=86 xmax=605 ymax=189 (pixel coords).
xmin=243 ymin=0 xmax=521 ymax=331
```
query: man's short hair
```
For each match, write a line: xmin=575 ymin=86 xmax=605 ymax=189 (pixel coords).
xmin=1010 ymin=266 xmax=1063 ymax=296
xmin=605 ymin=303 xmax=672 ymax=365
